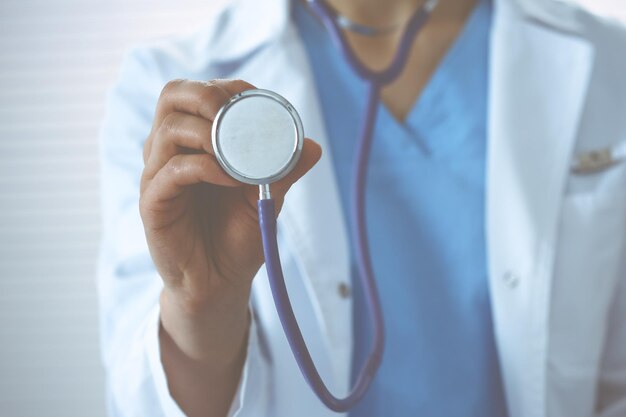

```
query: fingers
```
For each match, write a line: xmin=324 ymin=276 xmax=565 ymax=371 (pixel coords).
xmin=152 ymin=79 xmax=228 ymax=129
xmin=149 ymin=79 xmax=255 ymax=139
xmin=144 ymin=78 xmax=256 ymax=176
xmin=215 ymin=79 xmax=256 ymax=97
xmin=142 ymin=77 xmax=322 ymax=216
xmin=144 ymin=80 xmax=227 ymax=164
xmin=144 ymin=112 xmax=215 ymax=180
xmin=141 ymin=153 xmax=240 ymax=205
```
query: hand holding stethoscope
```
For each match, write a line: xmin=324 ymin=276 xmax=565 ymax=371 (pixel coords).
xmin=139 ymin=78 xmax=323 ymax=415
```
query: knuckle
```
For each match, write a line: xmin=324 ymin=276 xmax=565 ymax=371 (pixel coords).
xmin=229 ymin=78 xmax=254 ymax=92
xmin=197 ymin=86 xmax=216 ymax=105
xmin=142 ymin=135 xmax=152 ymax=161
xmin=160 ymin=112 xmax=181 ymax=135
xmin=198 ymin=154 xmax=214 ymax=174
xmin=165 ymin=154 xmax=184 ymax=175
xmin=138 ymin=192 xmax=155 ymax=220
xmin=138 ymin=194 xmax=149 ymax=216
xmin=198 ymin=86 xmax=228 ymax=119
xmin=140 ymin=161 xmax=155 ymax=189
xmin=161 ymin=78 xmax=185 ymax=98
xmin=185 ymin=154 xmax=210 ymax=180
xmin=204 ymin=80 xmax=228 ymax=99
xmin=194 ymin=152 xmax=207 ymax=167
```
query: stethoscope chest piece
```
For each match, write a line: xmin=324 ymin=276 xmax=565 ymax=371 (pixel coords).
xmin=212 ymin=89 xmax=304 ymax=185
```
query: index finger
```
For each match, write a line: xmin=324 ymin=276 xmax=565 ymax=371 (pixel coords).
xmin=144 ymin=78 xmax=255 ymax=165
xmin=151 ymin=79 xmax=255 ymax=131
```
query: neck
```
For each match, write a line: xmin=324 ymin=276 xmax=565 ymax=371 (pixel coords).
xmin=304 ymin=0 xmax=480 ymax=121
xmin=326 ymin=0 xmax=422 ymax=29
xmin=322 ymin=0 xmax=476 ymax=32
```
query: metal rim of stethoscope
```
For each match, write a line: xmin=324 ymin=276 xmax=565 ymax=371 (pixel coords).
xmin=211 ymin=89 xmax=305 ymax=187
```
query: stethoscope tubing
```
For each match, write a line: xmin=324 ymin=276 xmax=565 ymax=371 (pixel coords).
xmin=259 ymin=197 xmax=380 ymax=411
xmin=257 ymin=85 xmax=385 ymax=412
xmin=257 ymin=0 xmax=438 ymax=411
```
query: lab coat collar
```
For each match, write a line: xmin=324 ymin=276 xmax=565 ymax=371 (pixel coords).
xmin=211 ymin=0 xmax=584 ymax=63
xmin=206 ymin=0 xmax=290 ymax=62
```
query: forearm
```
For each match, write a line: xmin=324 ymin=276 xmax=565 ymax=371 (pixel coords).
xmin=159 ymin=286 xmax=251 ymax=417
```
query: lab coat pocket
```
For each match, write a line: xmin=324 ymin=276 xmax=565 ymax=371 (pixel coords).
xmin=549 ymin=164 xmax=626 ymax=374
xmin=566 ymin=141 xmax=626 ymax=194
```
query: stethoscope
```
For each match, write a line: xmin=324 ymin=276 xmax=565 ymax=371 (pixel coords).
xmin=211 ymin=0 xmax=438 ymax=411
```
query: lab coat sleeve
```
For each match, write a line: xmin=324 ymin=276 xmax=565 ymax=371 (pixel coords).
xmin=595 ymin=255 xmax=626 ymax=416
xmin=97 ymin=45 xmax=270 ymax=416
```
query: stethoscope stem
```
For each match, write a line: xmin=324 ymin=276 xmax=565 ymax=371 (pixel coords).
xmin=259 ymin=183 xmax=272 ymax=200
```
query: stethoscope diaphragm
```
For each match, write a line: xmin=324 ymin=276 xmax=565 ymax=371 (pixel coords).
xmin=212 ymin=89 xmax=304 ymax=186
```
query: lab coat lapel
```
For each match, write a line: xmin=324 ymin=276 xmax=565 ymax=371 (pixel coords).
xmin=487 ymin=1 xmax=594 ymax=416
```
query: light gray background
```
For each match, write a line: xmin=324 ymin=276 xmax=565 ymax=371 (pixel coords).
xmin=0 ymin=1 xmax=223 ymax=415
xmin=0 ymin=0 xmax=622 ymax=416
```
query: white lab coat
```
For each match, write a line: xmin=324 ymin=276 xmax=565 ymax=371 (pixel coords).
xmin=97 ymin=0 xmax=626 ymax=416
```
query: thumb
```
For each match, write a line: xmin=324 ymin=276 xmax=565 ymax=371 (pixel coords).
xmin=271 ymin=138 xmax=322 ymax=206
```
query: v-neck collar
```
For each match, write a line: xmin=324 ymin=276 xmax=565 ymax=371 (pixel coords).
xmin=294 ymin=0 xmax=492 ymax=159
xmin=378 ymin=0 xmax=493 ymax=156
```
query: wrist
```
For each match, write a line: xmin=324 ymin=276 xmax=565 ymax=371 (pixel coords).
xmin=160 ymin=284 xmax=251 ymax=366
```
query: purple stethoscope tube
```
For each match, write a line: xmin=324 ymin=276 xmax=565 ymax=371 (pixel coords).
xmin=256 ymin=0 xmax=438 ymax=411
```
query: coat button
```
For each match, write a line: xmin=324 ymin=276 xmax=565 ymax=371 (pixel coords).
xmin=338 ymin=282 xmax=351 ymax=299
xmin=502 ymin=271 xmax=520 ymax=288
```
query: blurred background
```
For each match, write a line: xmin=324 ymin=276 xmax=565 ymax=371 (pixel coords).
xmin=0 ymin=0 xmax=623 ymax=416
xmin=0 ymin=1 xmax=224 ymax=415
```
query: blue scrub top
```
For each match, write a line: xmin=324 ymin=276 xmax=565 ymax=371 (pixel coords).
xmin=293 ymin=0 xmax=508 ymax=415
